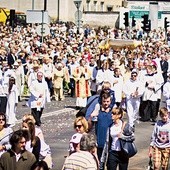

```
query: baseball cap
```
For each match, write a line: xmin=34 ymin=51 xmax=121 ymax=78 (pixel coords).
xmin=70 ymin=133 xmax=83 ymax=144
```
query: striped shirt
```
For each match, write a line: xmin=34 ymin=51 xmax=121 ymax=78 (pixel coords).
xmin=63 ymin=151 xmax=97 ymax=170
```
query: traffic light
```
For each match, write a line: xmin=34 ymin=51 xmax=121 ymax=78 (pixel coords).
xmin=132 ymin=16 xmax=136 ymax=27
xmin=124 ymin=12 xmax=129 ymax=27
xmin=10 ymin=9 xmax=15 ymax=27
xmin=141 ymin=14 xmax=151 ymax=32
xmin=164 ymin=17 xmax=170 ymax=31
xmin=145 ymin=20 xmax=151 ymax=32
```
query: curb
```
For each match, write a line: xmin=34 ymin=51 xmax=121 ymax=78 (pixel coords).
xmin=16 ymin=108 xmax=77 ymax=124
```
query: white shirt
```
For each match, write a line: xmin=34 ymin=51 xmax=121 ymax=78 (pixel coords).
xmin=110 ymin=121 xmax=123 ymax=151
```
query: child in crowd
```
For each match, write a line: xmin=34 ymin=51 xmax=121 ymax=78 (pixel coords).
xmin=90 ymin=81 xmax=115 ymax=120
xmin=149 ymin=107 xmax=170 ymax=170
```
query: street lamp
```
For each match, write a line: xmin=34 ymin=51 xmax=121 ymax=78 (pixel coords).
xmin=74 ymin=0 xmax=82 ymax=34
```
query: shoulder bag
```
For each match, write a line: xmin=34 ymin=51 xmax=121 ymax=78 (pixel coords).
xmin=119 ymin=122 xmax=137 ymax=158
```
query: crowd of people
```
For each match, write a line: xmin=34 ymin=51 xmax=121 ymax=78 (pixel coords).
xmin=0 ymin=21 xmax=169 ymax=170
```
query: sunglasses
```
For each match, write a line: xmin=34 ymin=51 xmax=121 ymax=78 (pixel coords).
xmin=0 ymin=119 xmax=5 ymax=121
xmin=131 ymin=74 xmax=137 ymax=77
xmin=75 ymin=125 xmax=83 ymax=129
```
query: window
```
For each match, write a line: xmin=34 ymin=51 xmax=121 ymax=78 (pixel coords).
xmin=107 ymin=5 xmax=113 ymax=12
xmin=86 ymin=0 xmax=90 ymax=11
xmin=100 ymin=1 xmax=104 ymax=11
xmin=94 ymin=1 xmax=97 ymax=11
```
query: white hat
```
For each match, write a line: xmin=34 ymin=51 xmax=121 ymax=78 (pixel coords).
xmin=70 ymin=133 xmax=82 ymax=144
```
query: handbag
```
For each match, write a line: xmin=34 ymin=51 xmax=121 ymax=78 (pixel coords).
xmin=119 ymin=138 xmax=137 ymax=158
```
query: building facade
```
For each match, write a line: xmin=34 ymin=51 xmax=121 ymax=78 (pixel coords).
xmin=0 ymin=0 xmax=124 ymax=27
xmin=0 ymin=0 xmax=169 ymax=29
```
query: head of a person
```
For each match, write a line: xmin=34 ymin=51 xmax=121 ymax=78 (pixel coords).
xmin=146 ymin=65 xmax=153 ymax=75
xmin=37 ymin=71 xmax=43 ymax=81
xmin=159 ymin=107 xmax=169 ymax=123
xmin=111 ymin=107 xmax=124 ymax=121
xmin=144 ymin=58 xmax=151 ymax=67
xmin=9 ymin=76 xmax=15 ymax=85
xmin=22 ymin=114 xmax=36 ymax=124
xmin=138 ymin=60 xmax=144 ymax=69
xmin=80 ymin=59 xmax=86 ymax=66
xmin=10 ymin=129 xmax=29 ymax=153
xmin=22 ymin=118 xmax=35 ymax=141
xmin=74 ymin=116 xmax=88 ymax=133
xmin=56 ymin=62 xmax=63 ymax=71
xmin=89 ymin=58 xmax=95 ymax=66
xmin=0 ymin=112 xmax=7 ymax=128
xmin=101 ymin=60 xmax=108 ymax=70
xmin=101 ymin=92 xmax=111 ymax=109
xmin=160 ymin=54 xmax=166 ymax=61
xmin=131 ymin=70 xmax=138 ymax=81
xmin=114 ymin=67 xmax=121 ymax=76
xmin=33 ymin=64 xmax=39 ymax=72
xmin=79 ymin=134 xmax=97 ymax=153
xmin=102 ymin=81 xmax=111 ymax=91
xmin=31 ymin=160 xmax=49 ymax=170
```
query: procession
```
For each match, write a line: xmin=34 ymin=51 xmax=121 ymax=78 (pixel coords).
xmin=0 ymin=14 xmax=169 ymax=170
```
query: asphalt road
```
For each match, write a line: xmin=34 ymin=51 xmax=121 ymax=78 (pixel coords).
xmin=13 ymin=96 xmax=169 ymax=170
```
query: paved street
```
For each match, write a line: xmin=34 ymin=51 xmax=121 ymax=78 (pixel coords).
xmin=14 ymin=96 xmax=167 ymax=170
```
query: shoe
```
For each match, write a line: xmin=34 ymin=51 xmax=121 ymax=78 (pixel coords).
xmin=150 ymin=119 xmax=157 ymax=123
xmin=139 ymin=118 xmax=149 ymax=122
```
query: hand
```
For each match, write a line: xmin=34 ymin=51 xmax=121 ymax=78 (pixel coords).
xmin=80 ymin=73 xmax=85 ymax=78
xmin=0 ymin=145 xmax=5 ymax=151
xmin=131 ymin=93 xmax=135 ymax=98
xmin=148 ymin=146 xmax=153 ymax=157
xmin=114 ymin=80 xmax=118 ymax=84
xmin=134 ymin=91 xmax=138 ymax=96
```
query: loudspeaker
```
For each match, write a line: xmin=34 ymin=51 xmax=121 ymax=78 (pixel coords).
xmin=10 ymin=9 xmax=15 ymax=26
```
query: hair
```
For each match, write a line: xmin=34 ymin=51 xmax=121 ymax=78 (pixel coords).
xmin=111 ymin=107 xmax=125 ymax=119
xmin=10 ymin=129 xmax=30 ymax=150
xmin=74 ymin=116 xmax=88 ymax=133
xmin=22 ymin=118 xmax=36 ymax=147
xmin=22 ymin=114 xmax=36 ymax=124
xmin=8 ymin=77 xmax=15 ymax=94
xmin=0 ymin=112 xmax=7 ymax=127
xmin=101 ymin=92 xmax=111 ymax=100
xmin=159 ymin=107 xmax=168 ymax=116
xmin=146 ymin=65 xmax=153 ymax=71
xmin=31 ymin=160 xmax=49 ymax=170
xmin=114 ymin=67 xmax=120 ymax=73
xmin=119 ymin=57 xmax=125 ymax=65
xmin=102 ymin=81 xmax=111 ymax=90
xmin=80 ymin=134 xmax=96 ymax=152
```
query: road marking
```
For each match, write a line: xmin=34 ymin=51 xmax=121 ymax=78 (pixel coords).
xmin=16 ymin=108 xmax=77 ymax=124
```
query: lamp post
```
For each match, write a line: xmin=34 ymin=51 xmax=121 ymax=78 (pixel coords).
xmin=74 ymin=0 xmax=82 ymax=34
xmin=41 ymin=0 xmax=47 ymax=43
xmin=32 ymin=0 xmax=35 ymax=10
xmin=57 ymin=0 xmax=60 ymax=22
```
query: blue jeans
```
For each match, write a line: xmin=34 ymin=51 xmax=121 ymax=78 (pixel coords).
xmin=107 ymin=150 xmax=129 ymax=170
